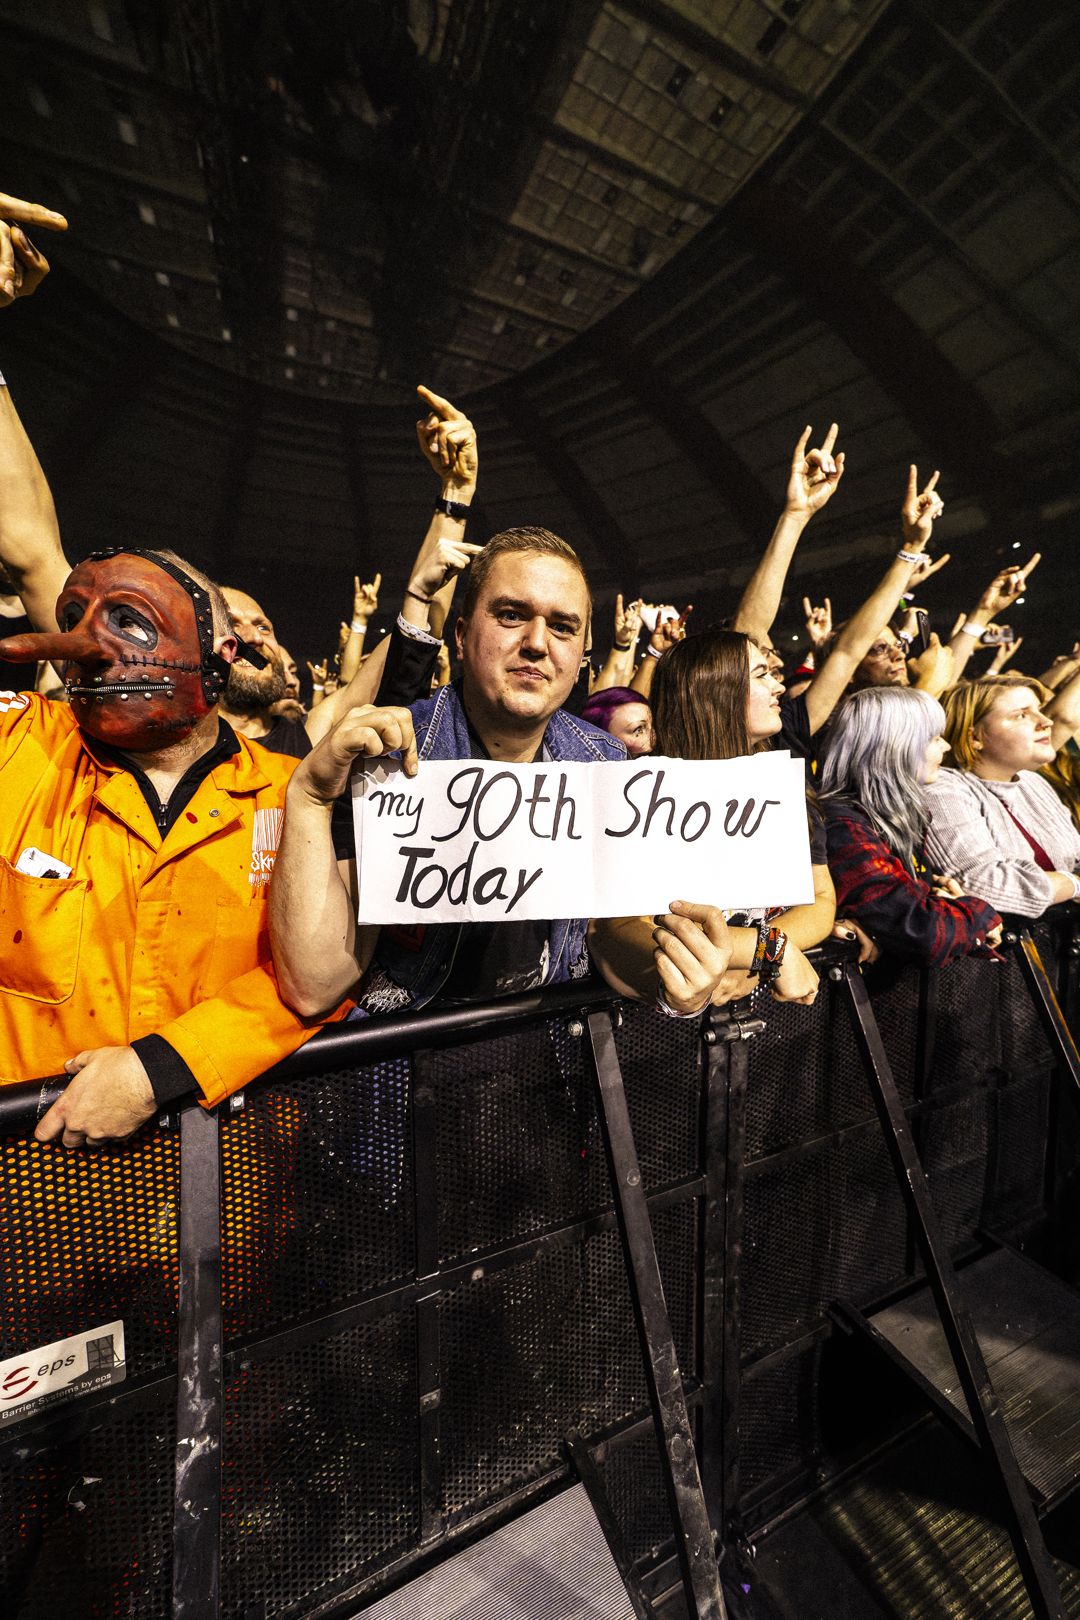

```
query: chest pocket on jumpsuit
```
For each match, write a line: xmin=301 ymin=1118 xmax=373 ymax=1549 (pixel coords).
xmin=0 ymin=855 xmax=87 ymax=1002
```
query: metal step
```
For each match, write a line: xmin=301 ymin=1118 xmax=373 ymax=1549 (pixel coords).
xmin=855 ymin=1248 xmax=1080 ymax=1514
xmin=352 ymin=1482 xmax=643 ymax=1619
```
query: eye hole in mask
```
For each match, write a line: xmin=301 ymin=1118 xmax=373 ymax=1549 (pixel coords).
xmin=107 ymin=605 xmax=158 ymax=649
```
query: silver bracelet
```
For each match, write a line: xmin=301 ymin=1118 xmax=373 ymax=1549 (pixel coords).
xmin=896 ymin=548 xmax=924 ymax=565
xmin=655 ymin=993 xmax=704 ymax=1020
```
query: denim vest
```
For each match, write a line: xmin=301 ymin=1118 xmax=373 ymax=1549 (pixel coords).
xmin=356 ymin=683 xmax=626 ymax=1013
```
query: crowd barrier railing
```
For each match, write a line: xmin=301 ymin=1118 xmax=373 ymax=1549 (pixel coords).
xmin=1 ymin=919 xmax=1078 ymax=1620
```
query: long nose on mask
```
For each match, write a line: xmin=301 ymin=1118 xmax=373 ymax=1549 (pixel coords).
xmin=0 ymin=626 xmax=105 ymax=666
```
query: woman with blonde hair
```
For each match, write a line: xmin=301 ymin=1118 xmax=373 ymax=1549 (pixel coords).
xmin=925 ymin=674 xmax=1080 ymax=918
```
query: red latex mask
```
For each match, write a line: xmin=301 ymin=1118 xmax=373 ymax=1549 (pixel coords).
xmin=0 ymin=551 xmax=231 ymax=750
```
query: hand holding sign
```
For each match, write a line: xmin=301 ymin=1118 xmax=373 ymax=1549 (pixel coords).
xmin=301 ymin=705 xmax=418 ymax=805
xmin=352 ymin=752 xmax=813 ymax=924
xmin=653 ymin=902 xmax=732 ymax=1014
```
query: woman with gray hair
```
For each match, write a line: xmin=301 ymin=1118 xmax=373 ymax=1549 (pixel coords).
xmin=819 ymin=686 xmax=1002 ymax=965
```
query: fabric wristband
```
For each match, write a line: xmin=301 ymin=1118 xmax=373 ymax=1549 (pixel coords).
xmin=350 ymin=618 xmax=368 ymax=633
xmin=961 ymin=620 xmax=987 ymax=638
xmin=896 ymin=548 xmax=924 ymax=564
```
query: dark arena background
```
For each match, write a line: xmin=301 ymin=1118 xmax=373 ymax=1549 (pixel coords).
xmin=2 ymin=3 xmax=1080 ymax=1618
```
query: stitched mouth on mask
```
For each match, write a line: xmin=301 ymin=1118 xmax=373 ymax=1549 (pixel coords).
xmin=67 ymin=680 xmax=175 ymax=699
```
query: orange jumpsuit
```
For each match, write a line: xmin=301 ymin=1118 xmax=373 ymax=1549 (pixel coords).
xmin=0 ymin=690 xmax=337 ymax=1100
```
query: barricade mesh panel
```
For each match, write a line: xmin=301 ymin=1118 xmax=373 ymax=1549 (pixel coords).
xmin=1 ymin=1400 xmax=174 ymax=1619
xmin=602 ymin=1425 xmax=676 ymax=1569
xmin=739 ymin=1340 xmax=829 ymax=1500
xmin=743 ymin=975 xmax=896 ymax=1164
xmin=220 ymin=1312 xmax=418 ymax=1619
xmin=741 ymin=1126 xmax=908 ymax=1363
xmin=220 ymin=1062 xmax=414 ymax=1340
xmin=613 ymin=1003 xmax=702 ymax=1190
xmin=434 ymin=1025 xmax=601 ymax=1264
xmin=438 ymin=1200 xmax=697 ymax=1519
xmin=0 ymin=1133 xmax=179 ymax=1376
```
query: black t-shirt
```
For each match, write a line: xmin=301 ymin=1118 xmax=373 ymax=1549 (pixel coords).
xmin=257 ymin=714 xmax=312 ymax=758
xmin=776 ymin=692 xmax=811 ymax=760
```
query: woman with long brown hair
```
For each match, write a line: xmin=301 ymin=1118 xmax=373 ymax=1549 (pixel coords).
xmin=590 ymin=630 xmax=832 ymax=1006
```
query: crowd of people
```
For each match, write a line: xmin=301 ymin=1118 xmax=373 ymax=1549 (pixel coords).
xmin=0 ymin=184 xmax=1077 ymax=1158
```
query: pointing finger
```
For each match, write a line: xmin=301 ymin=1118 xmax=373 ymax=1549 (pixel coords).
xmin=905 ymin=463 xmax=918 ymax=503
xmin=0 ymin=193 xmax=68 ymax=232
xmin=1019 ymin=551 xmax=1042 ymax=582
xmin=415 ymin=383 xmax=454 ymax=417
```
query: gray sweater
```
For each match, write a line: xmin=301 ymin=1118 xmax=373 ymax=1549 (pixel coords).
xmin=924 ymin=768 xmax=1080 ymax=918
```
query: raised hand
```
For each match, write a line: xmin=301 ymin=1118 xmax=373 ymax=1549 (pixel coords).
xmin=409 ymin=536 xmax=484 ymax=602
xmin=786 ymin=423 xmax=845 ymax=519
xmin=987 ymin=635 xmax=1022 ymax=674
xmin=0 ymin=190 xmax=68 ymax=306
xmin=297 ymin=704 xmax=418 ymax=803
xmin=613 ymin=594 xmax=643 ymax=651
xmin=908 ymin=632 xmax=955 ymax=697
xmin=802 ymin=595 xmax=833 ymax=649
xmin=649 ymin=608 xmax=688 ymax=656
xmin=415 ymin=385 xmax=478 ymax=491
xmin=908 ymin=550 xmax=951 ymax=585
xmin=901 ymin=465 xmax=944 ymax=549
xmin=353 ymin=572 xmax=381 ymax=624
xmin=976 ymin=553 xmax=1041 ymax=621
xmin=307 ymin=657 xmax=329 ymax=687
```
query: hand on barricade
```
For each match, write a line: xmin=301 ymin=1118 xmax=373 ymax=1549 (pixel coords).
xmin=832 ymin=919 xmax=880 ymax=965
xmin=652 ymin=901 xmax=732 ymax=1015
xmin=35 ymin=1045 xmax=157 ymax=1147
xmin=770 ymin=942 xmax=819 ymax=1004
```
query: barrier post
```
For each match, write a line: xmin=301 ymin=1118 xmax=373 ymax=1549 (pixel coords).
xmin=839 ymin=961 xmax=1066 ymax=1620
xmin=172 ymin=1100 xmax=224 ymax=1620
xmin=586 ymin=1010 xmax=727 ymax=1620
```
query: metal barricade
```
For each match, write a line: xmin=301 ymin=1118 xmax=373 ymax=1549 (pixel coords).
xmin=1 ymin=920 xmax=1077 ymax=1619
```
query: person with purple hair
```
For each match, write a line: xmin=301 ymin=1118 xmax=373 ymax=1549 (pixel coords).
xmin=579 ymin=685 xmax=654 ymax=757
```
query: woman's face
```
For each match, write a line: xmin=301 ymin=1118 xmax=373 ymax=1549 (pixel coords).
xmin=746 ymin=642 xmax=784 ymax=745
xmin=922 ymin=732 xmax=949 ymax=783
xmin=972 ymin=686 xmax=1054 ymax=777
xmin=607 ymin=701 xmax=655 ymax=757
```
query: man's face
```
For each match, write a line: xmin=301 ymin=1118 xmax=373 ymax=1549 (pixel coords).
xmin=455 ymin=552 xmax=590 ymax=731
xmin=52 ymin=555 xmax=219 ymax=749
xmin=222 ymin=587 xmax=286 ymax=707
xmin=855 ymin=626 xmax=908 ymax=688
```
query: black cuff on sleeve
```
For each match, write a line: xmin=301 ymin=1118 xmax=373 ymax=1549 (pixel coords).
xmin=131 ymin=1034 xmax=199 ymax=1107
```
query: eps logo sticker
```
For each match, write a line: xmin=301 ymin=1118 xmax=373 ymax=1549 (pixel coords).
xmin=0 ymin=1321 xmax=126 ymax=1427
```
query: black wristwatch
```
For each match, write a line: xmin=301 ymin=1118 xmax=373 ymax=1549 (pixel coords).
xmin=434 ymin=496 xmax=472 ymax=521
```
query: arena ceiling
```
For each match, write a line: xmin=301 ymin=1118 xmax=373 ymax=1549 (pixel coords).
xmin=2 ymin=0 xmax=1079 ymax=668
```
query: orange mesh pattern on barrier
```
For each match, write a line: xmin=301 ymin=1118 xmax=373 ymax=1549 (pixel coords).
xmin=0 ymin=1131 xmax=180 ymax=1376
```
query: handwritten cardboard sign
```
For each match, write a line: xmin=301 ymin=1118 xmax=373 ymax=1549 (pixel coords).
xmin=350 ymin=751 xmax=812 ymax=925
